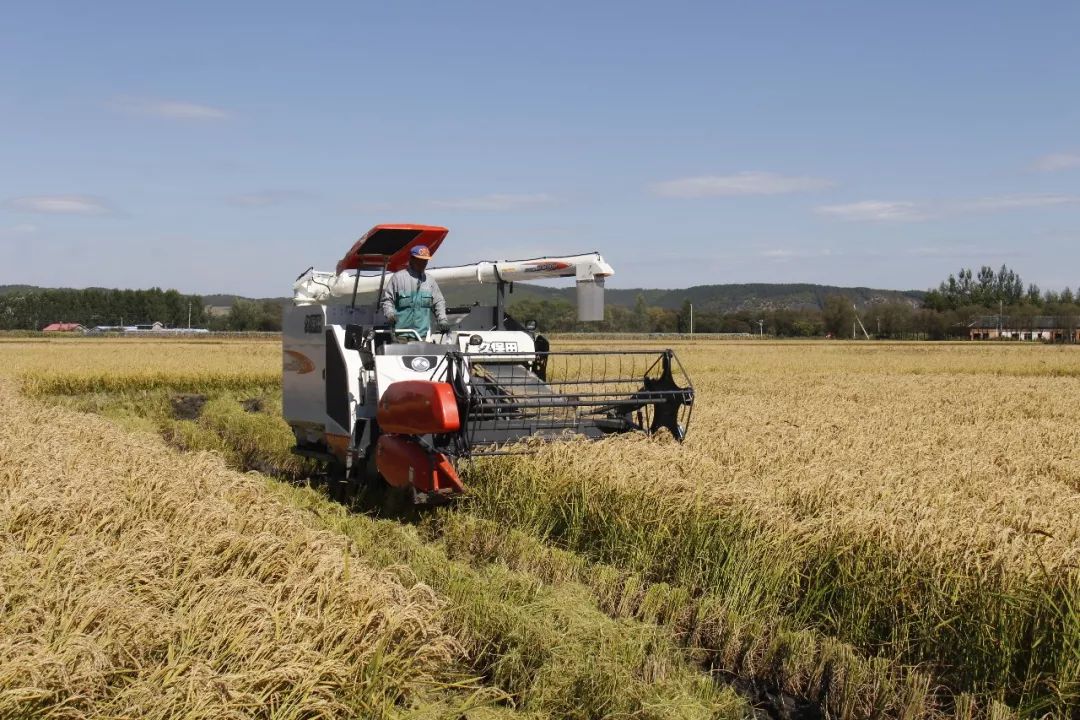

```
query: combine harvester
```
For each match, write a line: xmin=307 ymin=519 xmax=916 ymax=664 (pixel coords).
xmin=285 ymin=224 xmax=694 ymax=504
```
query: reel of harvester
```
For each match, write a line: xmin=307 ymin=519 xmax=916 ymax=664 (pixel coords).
xmin=444 ymin=349 xmax=694 ymax=455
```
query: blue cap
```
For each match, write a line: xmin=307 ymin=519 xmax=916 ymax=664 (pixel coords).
xmin=410 ymin=245 xmax=432 ymax=259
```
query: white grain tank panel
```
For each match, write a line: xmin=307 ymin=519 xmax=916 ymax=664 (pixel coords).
xmin=283 ymin=305 xmax=328 ymax=438
xmin=284 ymin=304 xmax=372 ymax=440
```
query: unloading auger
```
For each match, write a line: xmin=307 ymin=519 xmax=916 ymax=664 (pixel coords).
xmin=283 ymin=224 xmax=694 ymax=504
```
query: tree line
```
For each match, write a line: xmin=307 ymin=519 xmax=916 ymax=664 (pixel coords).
xmin=0 ymin=288 xmax=208 ymax=330
xmin=0 ymin=288 xmax=286 ymax=332
xmin=5 ymin=263 xmax=1079 ymax=337
xmin=512 ymin=264 xmax=1080 ymax=339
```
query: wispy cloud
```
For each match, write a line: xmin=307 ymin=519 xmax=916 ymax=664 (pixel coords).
xmin=1030 ymin=153 xmax=1080 ymax=173
xmin=651 ymin=171 xmax=834 ymax=198
xmin=958 ymin=194 xmax=1080 ymax=211
xmin=431 ymin=193 xmax=554 ymax=211
xmin=816 ymin=194 xmax=1080 ymax=222
xmin=226 ymin=190 xmax=308 ymax=207
xmin=815 ymin=200 xmax=926 ymax=222
xmin=112 ymin=97 xmax=232 ymax=120
xmin=6 ymin=195 xmax=111 ymax=215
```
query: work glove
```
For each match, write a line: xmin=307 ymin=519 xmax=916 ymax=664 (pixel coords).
xmin=438 ymin=320 xmax=451 ymax=333
xmin=384 ymin=312 xmax=396 ymax=324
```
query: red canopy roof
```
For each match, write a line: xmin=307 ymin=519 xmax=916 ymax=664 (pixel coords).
xmin=42 ymin=323 xmax=83 ymax=332
xmin=335 ymin=224 xmax=448 ymax=275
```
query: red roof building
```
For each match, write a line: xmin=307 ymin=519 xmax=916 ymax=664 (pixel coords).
xmin=42 ymin=323 xmax=85 ymax=332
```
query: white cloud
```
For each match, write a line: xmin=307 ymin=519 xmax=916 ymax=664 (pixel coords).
xmin=815 ymin=200 xmax=927 ymax=222
xmin=7 ymin=195 xmax=110 ymax=215
xmin=431 ymin=193 xmax=554 ymax=211
xmin=1030 ymin=153 xmax=1080 ymax=172
xmin=816 ymin=193 xmax=1080 ymax=223
xmin=958 ymin=194 xmax=1080 ymax=211
xmin=651 ymin=171 xmax=834 ymax=198
xmin=112 ymin=98 xmax=231 ymax=120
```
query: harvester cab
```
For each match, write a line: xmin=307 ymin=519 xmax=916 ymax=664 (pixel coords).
xmin=283 ymin=224 xmax=694 ymax=504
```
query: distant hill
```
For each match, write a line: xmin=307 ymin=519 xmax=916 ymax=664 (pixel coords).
xmin=4 ymin=283 xmax=925 ymax=312
xmin=603 ymin=283 xmax=925 ymax=312
xmin=0 ymin=285 xmax=43 ymax=295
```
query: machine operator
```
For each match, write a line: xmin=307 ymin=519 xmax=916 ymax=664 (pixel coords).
xmin=379 ymin=245 xmax=450 ymax=340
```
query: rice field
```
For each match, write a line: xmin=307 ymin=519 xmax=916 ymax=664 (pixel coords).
xmin=1 ymin=336 xmax=1077 ymax=718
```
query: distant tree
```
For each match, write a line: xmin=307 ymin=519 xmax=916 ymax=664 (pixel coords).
xmin=913 ymin=309 xmax=950 ymax=340
xmin=928 ymin=264 xmax=1024 ymax=310
xmin=631 ymin=294 xmax=650 ymax=332
xmin=0 ymin=287 xmax=205 ymax=330
xmin=511 ymin=298 xmax=577 ymax=332
xmin=791 ymin=314 xmax=823 ymax=337
xmin=226 ymin=299 xmax=260 ymax=330
xmin=676 ymin=299 xmax=693 ymax=333
xmin=922 ymin=288 xmax=948 ymax=312
xmin=973 ymin=266 xmax=995 ymax=306
xmin=647 ymin=307 xmax=678 ymax=333
xmin=256 ymin=300 xmax=283 ymax=331
xmin=865 ymin=302 xmax=914 ymax=338
xmin=821 ymin=295 xmax=856 ymax=337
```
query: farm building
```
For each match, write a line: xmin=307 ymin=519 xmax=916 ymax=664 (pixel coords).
xmin=88 ymin=323 xmax=209 ymax=335
xmin=41 ymin=323 xmax=85 ymax=333
xmin=89 ymin=322 xmax=165 ymax=333
xmin=969 ymin=315 xmax=1080 ymax=341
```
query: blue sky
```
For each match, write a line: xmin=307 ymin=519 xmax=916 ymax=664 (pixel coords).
xmin=2 ymin=1 xmax=1079 ymax=296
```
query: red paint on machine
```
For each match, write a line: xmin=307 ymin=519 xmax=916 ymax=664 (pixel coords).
xmin=377 ymin=381 xmax=461 ymax=435
xmin=375 ymin=435 xmax=464 ymax=494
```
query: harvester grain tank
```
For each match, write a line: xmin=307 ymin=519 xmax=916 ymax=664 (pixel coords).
xmin=284 ymin=224 xmax=694 ymax=503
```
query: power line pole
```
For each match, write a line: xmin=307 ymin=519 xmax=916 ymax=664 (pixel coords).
xmin=187 ymin=301 xmax=192 ymax=329
xmin=689 ymin=303 xmax=693 ymax=335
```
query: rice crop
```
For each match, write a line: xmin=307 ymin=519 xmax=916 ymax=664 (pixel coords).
xmin=274 ymin=484 xmax=749 ymax=720
xmin=0 ymin=338 xmax=751 ymax=719
xmin=6 ymin=336 xmax=1079 ymax=718
xmin=465 ymin=340 xmax=1080 ymax=716
xmin=0 ymin=377 xmax=466 ymax=719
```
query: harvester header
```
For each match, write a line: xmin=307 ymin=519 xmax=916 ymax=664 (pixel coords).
xmin=283 ymin=224 xmax=693 ymax=504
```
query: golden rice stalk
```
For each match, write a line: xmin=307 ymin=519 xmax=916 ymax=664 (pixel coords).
xmin=0 ymin=379 xmax=458 ymax=719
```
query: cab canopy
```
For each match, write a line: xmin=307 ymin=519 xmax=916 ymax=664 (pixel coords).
xmin=335 ymin=224 xmax=448 ymax=274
